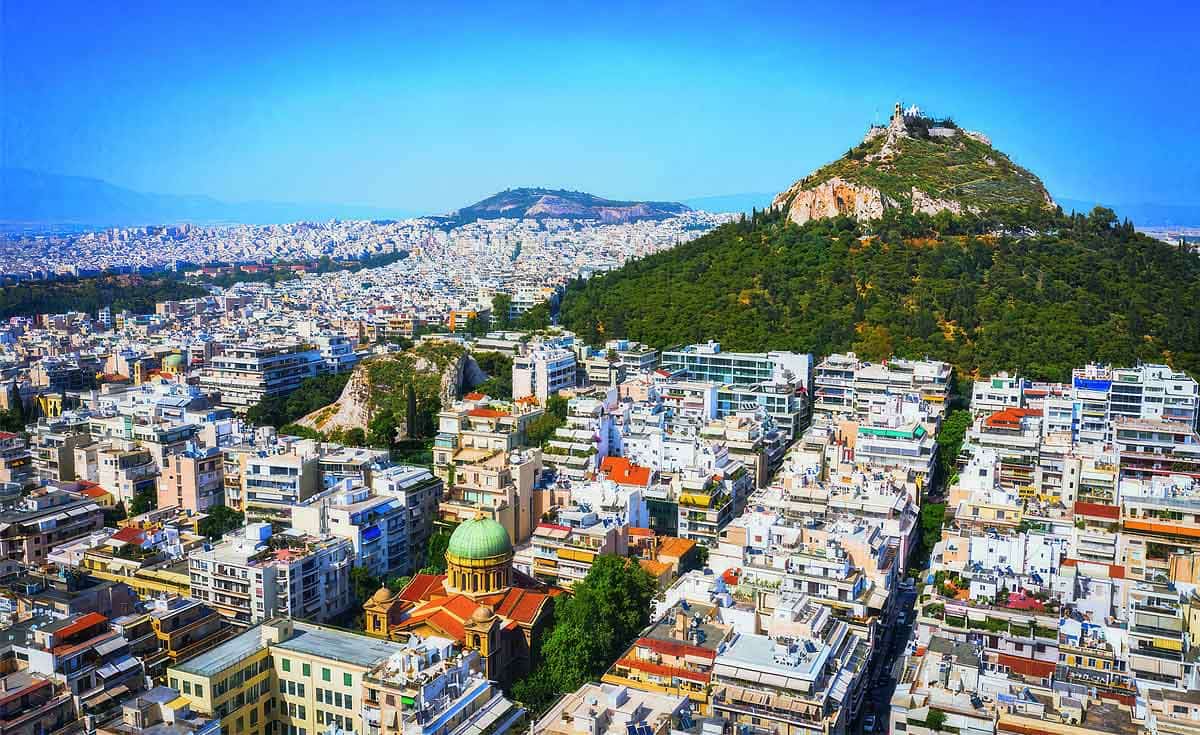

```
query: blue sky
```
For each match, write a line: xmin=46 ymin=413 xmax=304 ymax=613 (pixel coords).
xmin=3 ymin=1 xmax=1198 ymax=214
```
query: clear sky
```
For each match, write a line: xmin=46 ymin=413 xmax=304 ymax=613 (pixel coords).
xmin=3 ymin=1 xmax=1198 ymax=214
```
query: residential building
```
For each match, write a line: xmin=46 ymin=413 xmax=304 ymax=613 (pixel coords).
xmin=531 ymin=683 xmax=688 ymax=735
xmin=168 ymin=618 xmax=409 ymax=735
xmin=361 ymin=636 xmax=525 ymax=735
xmin=159 ymin=445 xmax=225 ymax=512
xmin=199 ymin=343 xmax=322 ymax=411
xmin=512 ymin=344 xmax=576 ymax=403
xmin=187 ymin=524 xmax=353 ymax=626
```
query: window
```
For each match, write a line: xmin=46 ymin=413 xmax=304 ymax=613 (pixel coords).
xmin=183 ymin=681 xmax=192 ymax=694
xmin=335 ymin=692 xmax=343 ymax=708
xmin=195 ymin=685 xmax=204 ymax=697
xmin=282 ymin=659 xmax=291 ymax=673
xmin=302 ymin=663 xmax=311 ymax=677
xmin=279 ymin=680 xmax=286 ymax=694
xmin=322 ymin=667 xmax=331 ymax=682
xmin=344 ymin=696 xmax=353 ymax=711
xmin=288 ymin=681 xmax=296 ymax=696
xmin=343 ymin=673 xmax=352 ymax=687
xmin=171 ymin=677 xmax=179 ymax=690
xmin=297 ymin=683 xmax=304 ymax=697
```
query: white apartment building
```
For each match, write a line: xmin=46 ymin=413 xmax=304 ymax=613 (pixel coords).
xmin=512 ymin=344 xmax=576 ymax=403
xmin=370 ymin=464 xmax=442 ymax=573
xmin=187 ymin=523 xmax=353 ymax=626
xmin=199 ymin=342 xmax=322 ymax=410
xmin=291 ymin=481 xmax=411 ymax=578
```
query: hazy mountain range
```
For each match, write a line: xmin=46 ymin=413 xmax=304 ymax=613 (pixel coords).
xmin=2 ymin=168 xmax=1197 ymax=229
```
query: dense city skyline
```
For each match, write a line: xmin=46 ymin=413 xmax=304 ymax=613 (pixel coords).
xmin=4 ymin=1 xmax=1199 ymax=217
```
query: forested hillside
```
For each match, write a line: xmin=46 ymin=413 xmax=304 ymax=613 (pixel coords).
xmin=560 ymin=206 xmax=1200 ymax=381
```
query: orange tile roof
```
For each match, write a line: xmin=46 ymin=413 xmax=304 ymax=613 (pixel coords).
xmin=616 ymin=657 xmax=710 ymax=684
xmin=79 ymin=485 xmax=112 ymax=499
xmin=657 ymin=537 xmax=696 ymax=560
xmin=628 ymin=527 xmax=655 ymax=538
xmin=468 ymin=407 xmax=510 ymax=419
xmin=636 ymin=636 xmax=715 ymax=661
xmin=997 ymin=653 xmax=1056 ymax=678
xmin=983 ymin=407 xmax=1042 ymax=430
xmin=639 ymin=559 xmax=672 ymax=577
xmin=600 ymin=456 xmax=652 ymax=487
xmin=53 ymin=612 xmax=107 ymax=642
xmin=398 ymin=573 xmax=447 ymax=602
xmin=464 ymin=392 xmax=486 ymax=401
xmin=1073 ymin=501 xmax=1120 ymax=520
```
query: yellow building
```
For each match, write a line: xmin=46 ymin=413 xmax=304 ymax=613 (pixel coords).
xmin=168 ymin=618 xmax=411 ymax=735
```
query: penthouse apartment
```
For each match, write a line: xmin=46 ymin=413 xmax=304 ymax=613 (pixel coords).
xmin=812 ymin=352 xmax=951 ymax=425
xmin=160 ymin=445 xmax=225 ymax=512
xmin=532 ymin=682 xmax=688 ymax=735
xmin=199 ymin=343 xmax=322 ymax=411
xmin=661 ymin=342 xmax=812 ymax=389
xmin=292 ymin=482 xmax=410 ymax=578
xmin=709 ymin=600 xmax=870 ymax=735
xmin=3 ymin=612 xmax=145 ymax=716
xmin=187 ymin=524 xmax=353 ymax=626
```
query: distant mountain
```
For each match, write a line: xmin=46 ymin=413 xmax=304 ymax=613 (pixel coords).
xmin=1058 ymin=197 xmax=1200 ymax=228
xmin=0 ymin=168 xmax=416 ymax=227
xmin=439 ymin=187 xmax=690 ymax=226
xmin=682 ymin=192 xmax=775 ymax=214
xmin=773 ymin=103 xmax=1053 ymax=226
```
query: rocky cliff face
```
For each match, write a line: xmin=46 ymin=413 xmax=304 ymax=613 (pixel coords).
xmin=772 ymin=103 xmax=1054 ymax=226
xmin=297 ymin=345 xmax=485 ymax=436
xmin=771 ymin=177 xmax=896 ymax=224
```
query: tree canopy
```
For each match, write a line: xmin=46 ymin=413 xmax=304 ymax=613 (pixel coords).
xmin=561 ymin=206 xmax=1200 ymax=382
xmin=512 ymin=555 xmax=656 ymax=713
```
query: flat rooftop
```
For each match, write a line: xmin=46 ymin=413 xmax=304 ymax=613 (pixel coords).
xmin=272 ymin=622 xmax=407 ymax=669
xmin=172 ymin=625 xmax=265 ymax=677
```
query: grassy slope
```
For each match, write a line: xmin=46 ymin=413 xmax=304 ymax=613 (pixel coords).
xmin=803 ymin=131 xmax=1051 ymax=212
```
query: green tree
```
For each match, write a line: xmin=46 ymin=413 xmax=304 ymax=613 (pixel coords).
xmin=546 ymin=393 xmax=569 ymax=420
xmin=517 ymin=301 xmax=551 ymax=331
xmin=936 ymin=410 xmax=972 ymax=480
xmin=351 ymin=565 xmax=384 ymax=605
xmin=491 ymin=293 xmax=513 ymax=330
xmin=198 ymin=506 xmax=245 ymax=540
xmin=513 ymin=555 xmax=656 ymax=714
xmin=368 ymin=408 xmax=399 ymax=448
xmin=129 ymin=488 xmax=156 ymax=516
xmin=925 ymin=709 xmax=947 ymax=732
xmin=524 ymin=412 xmax=564 ymax=447
xmin=421 ymin=528 xmax=455 ymax=573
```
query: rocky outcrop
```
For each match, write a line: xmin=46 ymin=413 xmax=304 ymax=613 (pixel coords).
xmin=910 ymin=187 xmax=969 ymax=217
xmin=297 ymin=347 xmax=484 ymax=435
xmin=773 ymin=177 xmax=895 ymax=226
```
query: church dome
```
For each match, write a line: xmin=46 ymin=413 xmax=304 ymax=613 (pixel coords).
xmin=371 ymin=587 xmax=394 ymax=604
xmin=447 ymin=517 xmax=513 ymax=561
xmin=471 ymin=605 xmax=496 ymax=623
xmin=162 ymin=354 xmax=185 ymax=370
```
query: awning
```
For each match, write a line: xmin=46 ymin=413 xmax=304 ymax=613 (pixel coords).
xmin=362 ymin=526 xmax=382 ymax=542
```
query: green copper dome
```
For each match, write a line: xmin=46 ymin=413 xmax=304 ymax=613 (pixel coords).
xmin=447 ymin=517 xmax=513 ymax=561
xmin=162 ymin=354 xmax=185 ymax=369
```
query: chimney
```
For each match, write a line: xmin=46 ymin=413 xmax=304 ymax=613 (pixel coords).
xmin=675 ymin=610 xmax=687 ymax=639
